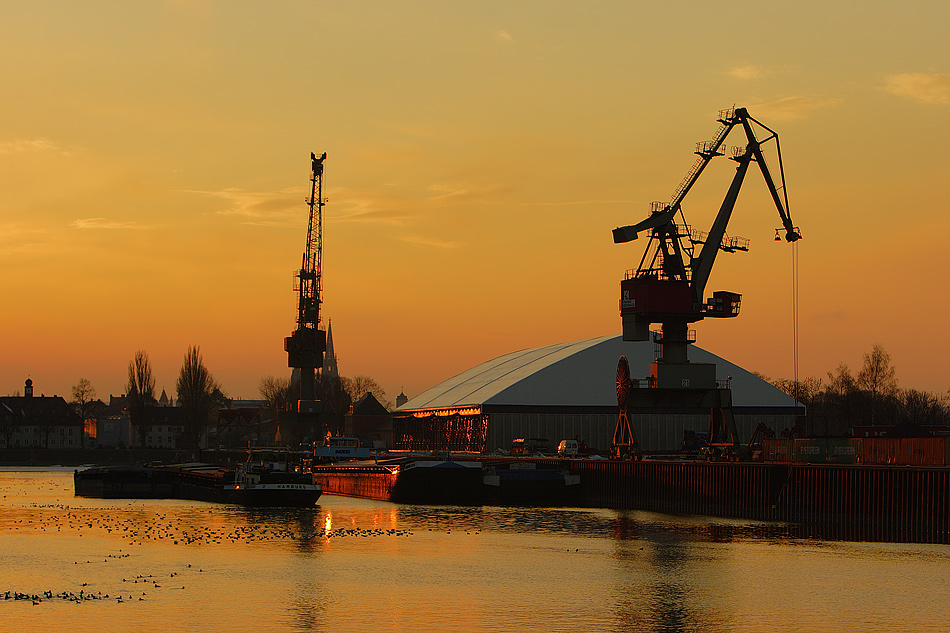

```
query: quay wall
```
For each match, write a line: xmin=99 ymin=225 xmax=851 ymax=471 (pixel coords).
xmin=502 ymin=458 xmax=950 ymax=543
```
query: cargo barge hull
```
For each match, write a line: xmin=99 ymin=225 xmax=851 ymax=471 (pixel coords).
xmin=74 ymin=463 xmax=322 ymax=507
xmin=314 ymin=454 xmax=950 ymax=543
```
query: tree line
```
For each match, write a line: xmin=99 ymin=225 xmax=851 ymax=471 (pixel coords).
xmin=257 ymin=373 xmax=391 ymax=446
xmin=763 ymin=344 xmax=950 ymax=436
xmin=69 ymin=347 xmax=391 ymax=450
xmin=124 ymin=346 xmax=224 ymax=452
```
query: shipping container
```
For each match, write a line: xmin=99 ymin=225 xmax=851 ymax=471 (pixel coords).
xmin=794 ymin=439 xmax=828 ymax=464
xmin=899 ymin=438 xmax=946 ymax=467
xmin=826 ymin=438 xmax=861 ymax=464
xmin=763 ymin=438 xmax=795 ymax=463
xmin=861 ymin=437 xmax=946 ymax=466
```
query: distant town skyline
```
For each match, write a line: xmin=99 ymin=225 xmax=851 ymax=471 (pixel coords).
xmin=3 ymin=2 xmax=949 ymax=401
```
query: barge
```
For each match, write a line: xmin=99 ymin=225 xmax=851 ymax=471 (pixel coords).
xmin=482 ymin=462 xmax=581 ymax=506
xmin=74 ymin=462 xmax=230 ymax=502
xmin=74 ymin=449 xmax=321 ymax=507
xmin=311 ymin=457 xmax=484 ymax=504
xmin=313 ymin=455 xmax=583 ymax=506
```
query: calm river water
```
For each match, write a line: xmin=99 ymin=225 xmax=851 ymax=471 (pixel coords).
xmin=1 ymin=469 xmax=948 ymax=632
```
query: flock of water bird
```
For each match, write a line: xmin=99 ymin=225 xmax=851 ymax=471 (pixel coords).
xmin=3 ymin=497 xmax=416 ymax=607
xmin=12 ymin=502 xmax=414 ymax=545
xmin=3 ymin=565 xmax=205 ymax=606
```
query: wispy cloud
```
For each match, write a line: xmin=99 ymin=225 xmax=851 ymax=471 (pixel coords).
xmin=0 ymin=223 xmax=49 ymax=256
xmin=519 ymin=198 xmax=637 ymax=207
xmin=727 ymin=65 xmax=799 ymax=81
xmin=399 ymin=235 xmax=462 ymax=249
xmin=747 ymin=95 xmax=840 ymax=121
xmin=198 ymin=185 xmax=419 ymax=227
xmin=189 ymin=187 xmax=301 ymax=226
xmin=332 ymin=193 xmax=416 ymax=225
xmin=427 ymin=182 xmax=497 ymax=204
xmin=496 ymin=30 xmax=513 ymax=42
xmin=728 ymin=65 xmax=769 ymax=80
xmin=72 ymin=218 xmax=151 ymax=230
xmin=884 ymin=73 xmax=950 ymax=105
xmin=0 ymin=138 xmax=66 ymax=155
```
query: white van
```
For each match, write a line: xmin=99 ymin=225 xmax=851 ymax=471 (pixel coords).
xmin=557 ymin=439 xmax=579 ymax=458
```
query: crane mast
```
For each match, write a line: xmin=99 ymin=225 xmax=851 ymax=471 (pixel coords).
xmin=285 ymin=152 xmax=327 ymax=408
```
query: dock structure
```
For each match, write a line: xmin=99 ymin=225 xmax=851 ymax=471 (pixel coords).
xmin=559 ymin=458 xmax=950 ymax=543
xmin=310 ymin=450 xmax=950 ymax=543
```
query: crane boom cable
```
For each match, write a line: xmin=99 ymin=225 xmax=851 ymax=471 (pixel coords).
xmin=315 ymin=160 xmax=324 ymax=322
xmin=792 ymin=240 xmax=800 ymax=383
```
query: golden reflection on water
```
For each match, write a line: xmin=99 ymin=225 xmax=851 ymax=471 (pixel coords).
xmin=2 ymin=470 xmax=950 ymax=632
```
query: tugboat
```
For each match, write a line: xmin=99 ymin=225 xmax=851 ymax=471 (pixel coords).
xmin=226 ymin=448 xmax=322 ymax=507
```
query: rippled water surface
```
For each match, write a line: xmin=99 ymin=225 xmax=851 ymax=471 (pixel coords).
xmin=2 ymin=469 xmax=948 ymax=632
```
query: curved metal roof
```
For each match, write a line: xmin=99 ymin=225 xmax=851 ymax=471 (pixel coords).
xmin=399 ymin=335 xmax=797 ymax=410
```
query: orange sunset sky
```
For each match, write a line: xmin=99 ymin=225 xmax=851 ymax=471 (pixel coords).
xmin=2 ymin=1 xmax=948 ymax=403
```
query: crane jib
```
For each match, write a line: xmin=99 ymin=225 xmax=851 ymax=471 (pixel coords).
xmin=612 ymin=107 xmax=800 ymax=371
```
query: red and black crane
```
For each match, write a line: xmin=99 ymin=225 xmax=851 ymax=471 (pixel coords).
xmin=285 ymin=152 xmax=327 ymax=414
xmin=611 ymin=107 xmax=800 ymax=458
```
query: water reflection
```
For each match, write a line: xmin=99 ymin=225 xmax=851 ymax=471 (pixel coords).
xmin=644 ymin=534 xmax=696 ymax=633
xmin=237 ymin=506 xmax=324 ymax=554
xmin=609 ymin=513 xmax=700 ymax=633
xmin=395 ymin=503 xmax=802 ymax=545
xmin=6 ymin=472 xmax=950 ymax=632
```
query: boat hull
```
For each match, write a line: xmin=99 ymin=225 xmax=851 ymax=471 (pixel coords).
xmin=74 ymin=463 xmax=322 ymax=507
xmin=226 ymin=483 xmax=322 ymax=507
xmin=312 ymin=459 xmax=484 ymax=505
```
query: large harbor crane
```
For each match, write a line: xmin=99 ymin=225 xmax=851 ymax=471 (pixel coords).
xmin=611 ymin=107 xmax=800 ymax=458
xmin=285 ymin=152 xmax=328 ymax=415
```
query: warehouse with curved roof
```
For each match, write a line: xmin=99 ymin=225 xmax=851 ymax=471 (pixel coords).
xmin=394 ymin=335 xmax=802 ymax=453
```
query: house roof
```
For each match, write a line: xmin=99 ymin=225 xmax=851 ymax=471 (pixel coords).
xmin=0 ymin=395 xmax=83 ymax=426
xmin=353 ymin=392 xmax=389 ymax=416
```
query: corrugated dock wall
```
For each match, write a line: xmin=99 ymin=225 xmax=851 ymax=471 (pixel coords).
xmin=487 ymin=458 xmax=950 ymax=543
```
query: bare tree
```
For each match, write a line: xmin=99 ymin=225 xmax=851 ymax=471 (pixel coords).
xmin=342 ymin=375 xmax=391 ymax=410
xmin=177 ymin=345 xmax=221 ymax=452
xmin=260 ymin=375 xmax=293 ymax=411
xmin=857 ymin=345 xmax=898 ymax=426
xmin=317 ymin=371 xmax=351 ymax=431
xmin=771 ymin=376 xmax=823 ymax=436
xmin=127 ymin=351 xmax=156 ymax=447
xmin=898 ymin=389 xmax=944 ymax=427
xmin=0 ymin=403 xmax=19 ymax=448
xmin=825 ymin=363 xmax=858 ymax=431
xmin=70 ymin=378 xmax=96 ymax=449
xmin=259 ymin=375 xmax=293 ymax=440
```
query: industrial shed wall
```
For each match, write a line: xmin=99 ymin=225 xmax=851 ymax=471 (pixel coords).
xmin=397 ymin=336 xmax=804 ymax=453
xmin=485 ymin=410 xmax=800 ymax=454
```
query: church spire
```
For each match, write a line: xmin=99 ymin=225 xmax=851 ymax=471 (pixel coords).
xmin=323 ymin=319 xmax=339 ymax=376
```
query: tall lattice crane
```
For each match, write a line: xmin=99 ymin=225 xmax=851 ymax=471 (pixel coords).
xmin=285 ymin=152 xmax=327 ymax=410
